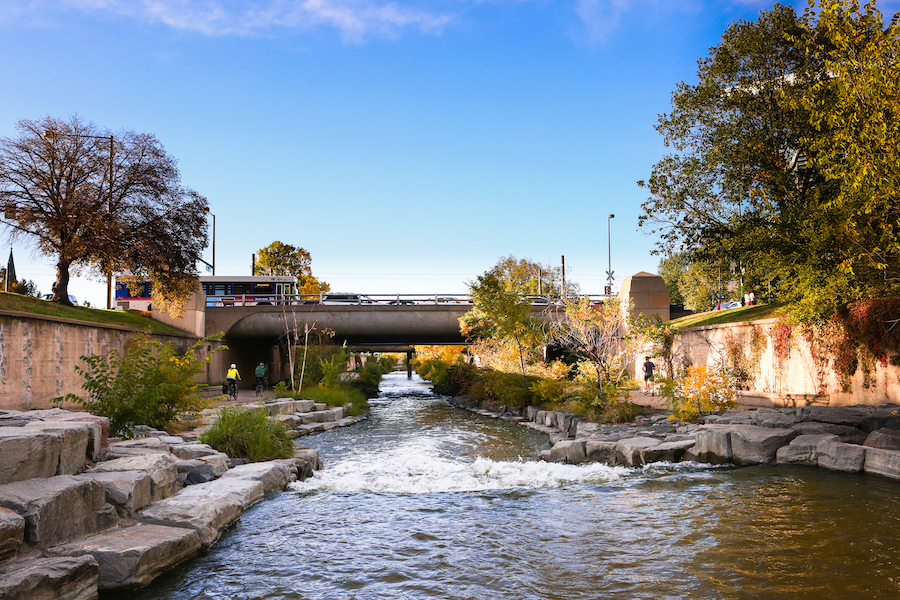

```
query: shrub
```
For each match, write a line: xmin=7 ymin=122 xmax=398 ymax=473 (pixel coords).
xmin=200 ymin=406 xmax=295 ymax=462
xmin=666 ymin=365 xmax=737 ymax=421
xmin=56 ymin=335 xmax=221 ymax=439
xmin=298 ymin=385 xmax=369 ymax=416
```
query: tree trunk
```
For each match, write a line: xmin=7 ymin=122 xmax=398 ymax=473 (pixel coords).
xmin=51 ymin=257 xmax=74 ymax=305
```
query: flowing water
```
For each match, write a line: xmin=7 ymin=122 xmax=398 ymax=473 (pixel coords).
xmin=125 ymin=372 xmax=900 ymax=600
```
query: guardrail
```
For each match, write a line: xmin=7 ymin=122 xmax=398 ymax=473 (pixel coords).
xmin=205 ymin=293 xmax=616 ymax=307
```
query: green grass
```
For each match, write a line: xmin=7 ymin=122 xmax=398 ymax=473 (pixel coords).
xmin=200 ymin=406 xmax=295 ymax=461
xmin=0 ymin=291 xmax=187 ymax=334
xmin=669 ymin=302 xmax=786 ymax=329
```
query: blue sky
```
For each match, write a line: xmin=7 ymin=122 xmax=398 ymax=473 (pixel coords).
xmin=2 ymin=0 xmax=896 ymax=306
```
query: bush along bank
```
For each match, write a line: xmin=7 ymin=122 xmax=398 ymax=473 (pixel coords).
xmin=449 ymin=392 xmax=900 ymax=482
xmin=0 ymin=407 xmax=322 ymax=598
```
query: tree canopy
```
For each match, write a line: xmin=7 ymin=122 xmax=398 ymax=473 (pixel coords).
xmin=0 ymin=115 xmax=208 ymax=309
xmin=639 ymin=1 xmax=900 ymax=319
xmin=256 ymin=240 xmax=330 ymax=294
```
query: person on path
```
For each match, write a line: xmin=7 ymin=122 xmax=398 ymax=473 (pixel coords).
xmin=255 ymin=362 xmax=267 ymax=390
xmin=226 ymin=363 xmax=241 ymax=396
xmin=642 ymin=356 xmax=656 ymax=395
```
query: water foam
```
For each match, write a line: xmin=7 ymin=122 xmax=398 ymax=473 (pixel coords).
xmin=291 ymin=433 xmax=628 ymax=494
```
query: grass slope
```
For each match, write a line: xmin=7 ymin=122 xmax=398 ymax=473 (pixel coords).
xmin=0 ymin=291 xmax=187 ymax=334
xmin=670 ymin=303 xmax=786 ymax=329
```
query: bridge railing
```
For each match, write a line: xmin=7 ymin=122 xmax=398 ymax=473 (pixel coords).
xmin=205 ymin=293 xmax=616 ymax=307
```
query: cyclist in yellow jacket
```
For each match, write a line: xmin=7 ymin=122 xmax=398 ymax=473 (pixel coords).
xmin=226 ymin=364 xmax=240 ymax=397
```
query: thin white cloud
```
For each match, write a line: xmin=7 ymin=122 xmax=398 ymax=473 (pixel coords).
xmin=3 ymin=0 xmax=454 ymax=42
xmin=574 ymin=0 xmax=633 ymax=44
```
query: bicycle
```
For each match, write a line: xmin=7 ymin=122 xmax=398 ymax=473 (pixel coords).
xmin=254 ymin=377 xmax=266 ymax=397
xmin=226 ymin=379 xmax=238 ymax=401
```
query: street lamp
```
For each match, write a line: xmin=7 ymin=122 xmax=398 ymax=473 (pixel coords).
xmin=204 ymin=208 xmax=216 ymax=276
xmin=606 ymin=214 xmax=615 ymax=295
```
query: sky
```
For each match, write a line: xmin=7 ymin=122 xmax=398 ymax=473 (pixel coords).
xmin=1 ymin=0 xmax=898 ymax=307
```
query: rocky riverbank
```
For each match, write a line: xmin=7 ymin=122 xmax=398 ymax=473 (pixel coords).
xmin=0 ymin=397 xmax=363 ymax=599
xmin=447 ymin=396 xmax=900 ymax=480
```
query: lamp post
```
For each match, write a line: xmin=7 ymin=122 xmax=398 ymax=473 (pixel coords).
xmin=605 ymin=214 xmax=615 ymax=295
xmin=204 ymin=209 xmax=216 ymax=276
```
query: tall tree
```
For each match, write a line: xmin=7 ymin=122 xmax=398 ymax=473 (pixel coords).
xmin=0 ymin=116 xmax=207 ymax=309
xmin=637 ymin=4 xmax=849 ymax=316
xmin=257 ymin=241 xmax=330 ymax=294
xmin=790 ymin=0 xmax=900 ymax=282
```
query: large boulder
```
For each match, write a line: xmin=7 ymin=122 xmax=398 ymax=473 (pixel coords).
xmin=0 ymin=428 xmax=64 ymax=485
xmin=798 ymin=406 xmax=870 ymax=427
xmin=137 ymin=479 xmax=264 ymax=548
xmin=860 ymin=407 xmax=900 ymax=432
xmin=221 ymin=461 xmax=295 ymax=492
xmin=775 ymin=434 xmax=840 ymax=466
xmin=0 ymin=507 xmax=25 ymax=562
xmin=691 ymin=426 xmax=734 ymax=464
xmin=0 ymin=555 xmax=99 ymax=600
xmin=641 ymin=440 xmax=696 ymax=464
xmin=46 ymin=524 xmax=202 ymax=591
xmin=863 ymin=428 xmax=900 ymax=451
xmin=548 ymin=440 xmax=581 ymax=463
xmin=0 ymin=476 xmax=118 ymax=549
xmin=818 ymin=440 xmax=866 ymax=472
xmin=615 ymin=437 xmax=661 ymax=467
xmin=74 ymin=471 xmax=153 ymax=518
xmin=24 ymin=422 xmax=93 ymax=475
xmin=863 ymin=448 xmax=900 ymax=480
xmin=585 ymin=441 xmax=618 ymax=464
xmin=791 ymin=421 xmax=867 ymax=444
xmin=86 ymin=453 xmax=178 ymax=501
xmin=729 ymin=425 xmax=796 ymax=465
xmin=169 ymin=443 xmax=220 ymax=460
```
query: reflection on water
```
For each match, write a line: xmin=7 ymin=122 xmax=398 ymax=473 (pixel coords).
xmin=124 ymin=372 xmax=900 ymax=600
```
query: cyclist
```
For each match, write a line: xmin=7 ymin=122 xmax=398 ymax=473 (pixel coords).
xmin=254 ymin=362 xmax=267 ymax=395
xmin=226 ymin=363 xmax=241 ymax=398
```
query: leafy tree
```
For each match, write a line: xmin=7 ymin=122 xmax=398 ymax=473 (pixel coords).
xmin=551 ymin=297 xmax=637 ymax=393
xmin=257 ymin=240 xmax=330 ymax=294
xmin=0 ymin=116 xmax=208 ymax=309
xmin=658 ymin=253 xmax=741 ymax=311
xmin=638 ymin=4 xmax=850 ymax=316
xmin=789 ymin=0 xmax=900 ymax=283
xmin=460 ymin=268 xmax=545 ymax=377
xmin=489 ymin=254 xmax=567 ymax=297
xmin=0 ymin=267 xmax=40 ymax=298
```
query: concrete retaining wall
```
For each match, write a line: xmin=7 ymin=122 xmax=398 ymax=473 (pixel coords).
xmin=0 ymin=311 xmax=199 ymax=411
xmin=672 ymin=319 xmax=900 ymax=407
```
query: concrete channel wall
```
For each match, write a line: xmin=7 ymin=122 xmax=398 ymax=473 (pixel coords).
xmin=671 ymin=318 xmax=900 ymax=407
xmin=0 ymin=311 xmax=200 ymax=412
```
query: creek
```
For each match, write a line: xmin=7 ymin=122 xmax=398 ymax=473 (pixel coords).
xmin=124 ymin=372 xmax=900 ymax=600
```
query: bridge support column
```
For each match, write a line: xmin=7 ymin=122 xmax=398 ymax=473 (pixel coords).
xmin=406 ymin=350 xmax=413 ymax=380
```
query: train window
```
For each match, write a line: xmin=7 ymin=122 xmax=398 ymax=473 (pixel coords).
xmin=253 ymin=283 xmax=274 ymax=294
xmin=233 ymin=283 xmax=251 ymax=295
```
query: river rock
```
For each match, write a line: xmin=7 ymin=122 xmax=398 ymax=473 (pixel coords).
xmin=221 ymin=460 xmax=294 ymax=492
xmin=790 ymin=421 xmax=867 ymax=444
xmin=0 ymin=475 xmax=118 ymax=549
xmin=74 ymin=471 xmax=152 ymax=518
xmin=0 ymin=507 xmax=25 ymax=561
xmin=548 ymin=440 xmax=581 ymax=463
xmin=860 ymin=407 xmax=900 ymax=432
xmin=641 ymin=439 xmax=696 ymax=464
xmin=729 ymin=425 xmax=796 ymax=465
xmin=46 ymin=523 xmax=202 ymax=591
xmin=24 ymin=422 xmax=93 ymax=475
xmin=818 ymin=440 xmax=866 ymax=472
xmin=863 ymin=448 xmax=900 ymax=480
xmin=615 ymin=437 xmax=661 ymax=467
xmin=290 ymin=450 xmax=322 ymax=477
xmin=137 ymin=479 xmax=264 ymax=547
xmin=775 ymin=434 xmax=840 ymax=466
xmin=196 ymin=452 xmax=230 ymax=477
xmin=585 ymin=441 xmax=618 ymax=464
xmin=863 ymin=428 xmax=900 ymax=450
xmin=87 ymin=453 xmax=178 ymax=501
xmin=798 ymin=406 xmax=870 ymax=427
xmin=169 ymin=443 xmax=219 ymax=460
xmin=0 ymin=554 xmax=99 ymax=600
xmin=0 ymin=428 xmax=64 ymax=485
xmin=690 ymin=426 xmax=733 ymax=464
